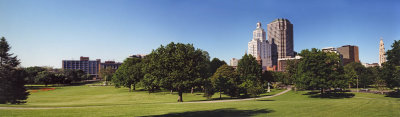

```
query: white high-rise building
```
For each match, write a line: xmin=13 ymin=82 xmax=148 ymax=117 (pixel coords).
xmin=379 ymin=37 xmax=386 ymax=66
xmin=248 ymin=22 xmax=272 ymax=70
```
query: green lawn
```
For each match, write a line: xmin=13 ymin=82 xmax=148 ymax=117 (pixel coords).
xmin=0 ymin=84 xmax=399 ymax=117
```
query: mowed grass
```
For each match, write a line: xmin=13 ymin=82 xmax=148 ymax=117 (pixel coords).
xmin=0 ymin=84 xmax=399 ymax=117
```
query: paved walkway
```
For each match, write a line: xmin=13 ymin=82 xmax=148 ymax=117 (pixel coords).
xmin=0 ymin=87 xmax=292 ymax=109
xmin=176 ymin=87 xmax=292 ymax=104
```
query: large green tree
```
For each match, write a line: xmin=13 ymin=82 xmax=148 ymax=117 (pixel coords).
xmin=211 ymin=65 xmax=240 ymax=99
xmin=112 ymin=57 xmax=143 ymax=91
xmin=292 ymin=48 xmax=347 ymax=94
xmin=0 ymin=37 xmax=29 ymax=104
xmin=237 ymin=54 xmax=264 ymax=97
xmin=143 ymin=42 xmax=209 ymax=102
xmin=382 ymin=40 xmax=400 ymax=90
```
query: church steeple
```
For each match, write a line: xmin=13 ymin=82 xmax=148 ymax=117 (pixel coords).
xmin=379 ymin=37 xmax=386 ymax=66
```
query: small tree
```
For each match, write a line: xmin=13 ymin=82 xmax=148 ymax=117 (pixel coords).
xmin=99 ymin=67 xmax=115 ymax=86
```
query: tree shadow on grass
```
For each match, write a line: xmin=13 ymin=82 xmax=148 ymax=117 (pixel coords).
xmin=140 ymin=108 xmax=274 ymax=117
xmin=256 ymin=99 xmax=275 ymax=101
xmin=304 ymin=91 xmax=355 ymax=99
xmin=385 ymin=91 xmax=400 ymax=98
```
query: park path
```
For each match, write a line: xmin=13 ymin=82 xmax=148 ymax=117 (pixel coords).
xmin=0 ymin=87 xmax=292 ymax=110
xmin=175 ymin=87 xmax=292 ymax=104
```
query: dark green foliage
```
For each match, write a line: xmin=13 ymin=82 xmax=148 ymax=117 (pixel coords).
xmin=386 ymin=40 xmax=400 ymax=66
xmin=211 ymin=65 xmax=240 ymax=98
xmin=209 ymin=58 xmax=227 ymax=75
xmin=112 ymin=57 xmax=143 ymax=91
xmin=237 ymin=54 xmax=262 ymax=79
xmin=24 ymin=67 xmax=46 ymax=84
xmin=382 ymin=40 xmax=400 ymax=90
xmin=344 ymin=62 xmax=369 ymax=89
xmin=202 ymin=79 xmax=215 ymax=99
xmin=63 ymin=69 xmax=85 ymax=84
xmin=0 ymin=37 xmax=29 ymax=104
xmin=292 ymin=48 xmax=347 ymax=93
xmin=35 ymin=71 xmax=56 ymax=87
xmin=272 ymin=72 xmax=290 ymax=85
xmin=237 ymin=54 xmax=264 ymax=97
xmin=381 ymin=63 xmax=400 ymax=89
xmin=142 ymin=42 xmax=209 ymax=102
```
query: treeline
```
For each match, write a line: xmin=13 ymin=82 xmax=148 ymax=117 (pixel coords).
xmin=286 ymin=40 xmax=400 ymax=95
xmin=24 ymin=67 xmax=91 ymax=86
xmin=111 ymin=42 xmax=278 ymax=102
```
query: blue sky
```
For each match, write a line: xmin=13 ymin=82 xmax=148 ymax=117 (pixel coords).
xmin=0 ymin=0 xmax=399 ymax=68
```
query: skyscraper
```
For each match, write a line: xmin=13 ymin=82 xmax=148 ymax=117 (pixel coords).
xmin=248 ymin=22 xmax=272 ymax=70
xmin=267 ymin=18 xmax=294 ymax=63
xmin=379 ymin=37 xmax=386 ymax=66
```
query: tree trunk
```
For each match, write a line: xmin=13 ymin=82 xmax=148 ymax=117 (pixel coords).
xmin=356 ymin=78 xmax=359 ymax=92
xmin=348 ymin=83 xmax=351 ymax=90
xmin=320 ymin=89 xmax=324 ymax=94
xmin=178 ymin=90 xmax=183 ymax=102
xmin=170 ymin=90 xmax=173 ymax=94
xmin=133 ymin=83 xmax=136 ymax=91
xmin=219 ymin=89 xmax=222 ymax=99
xmin=191 ymin=87 xmax=194 ymax=94
xmin=129 ymin=85 xmax=131 ymax=92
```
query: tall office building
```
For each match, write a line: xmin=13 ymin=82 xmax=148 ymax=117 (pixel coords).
xmin=267 ymin=18 xmax=294 ymax=62
xmin=337 ymin=45 xmax=360 ymax=65
xmin=248 ymin=22 xmax=273 ymax=70
xmin=379 ymin=38 xmax=386 ymax=66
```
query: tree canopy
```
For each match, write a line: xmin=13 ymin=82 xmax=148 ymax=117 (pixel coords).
xmin=211 ymin=64 xmax=240 ymax=98
xmin=382 ymin=40 xmax=400 ymax=90
xmin=142 ymin=42 xmax=209 ymax=102
xmin=292 ymin=48 xmax=347 ymax=93
xmin=112 ymin=57 xmax=143 ymax=91
xmin=237 ymin=54 xmax=264 ymax=97
xmin=0 ymin=37 xmax=29 ymax=104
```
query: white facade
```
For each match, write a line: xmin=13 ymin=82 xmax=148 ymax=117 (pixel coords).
xmin=230 ymin=58 xmax=239 ymax=67
xmin=379 ymin=38 xmax=386 ymax=66
xmin=248 ymin=22 xmax=272 ymax=70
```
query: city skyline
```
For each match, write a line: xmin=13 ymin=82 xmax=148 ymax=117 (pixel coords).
xmin=0 ymin=0 xmax=399 ymax=68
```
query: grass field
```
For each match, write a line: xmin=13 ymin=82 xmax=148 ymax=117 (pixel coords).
xmin=0 ymin=83 xmax=399 ymax=117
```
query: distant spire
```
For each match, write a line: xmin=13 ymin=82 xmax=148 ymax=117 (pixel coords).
xmin=256 ymin=22 xmax=262 ymax=28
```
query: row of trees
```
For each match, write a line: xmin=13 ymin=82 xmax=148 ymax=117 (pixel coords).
xmin=24 ymin=67 xmax=90 ymax=86
xmin=112 ymin=42 xmax=273 ymax=102
xmin=286 ymin=40 xmax=400 ymax=94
